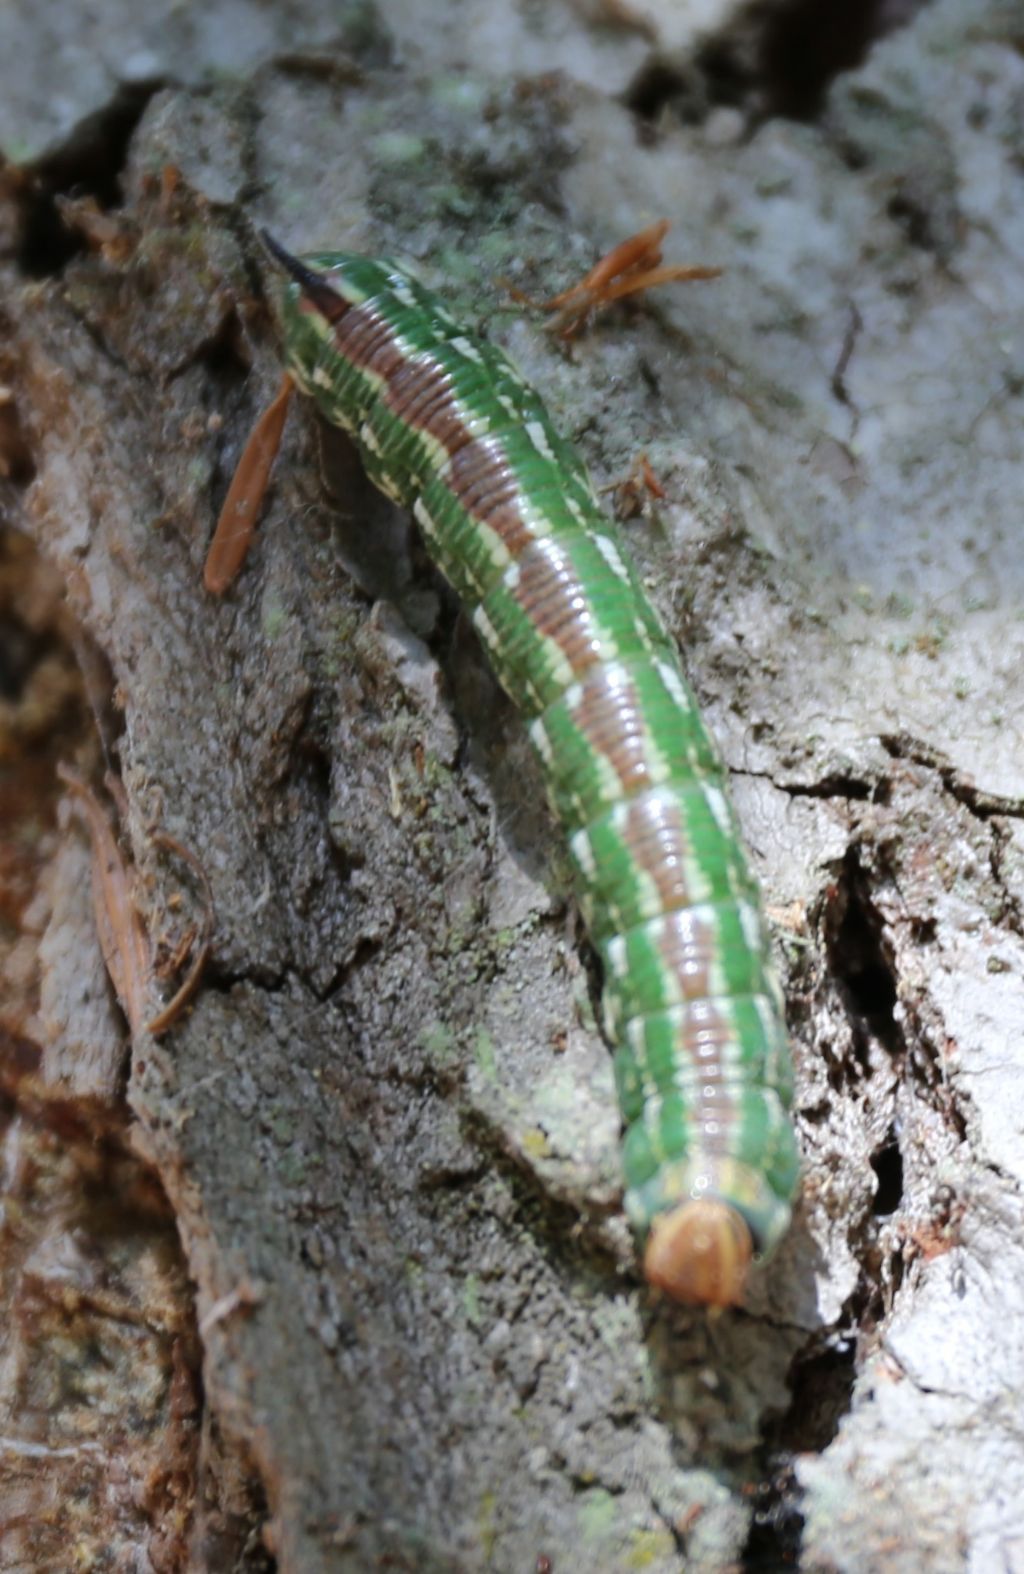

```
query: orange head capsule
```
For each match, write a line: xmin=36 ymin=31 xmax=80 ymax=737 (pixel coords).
xmin=643 ymin=1199 xmax=754 ymax=1308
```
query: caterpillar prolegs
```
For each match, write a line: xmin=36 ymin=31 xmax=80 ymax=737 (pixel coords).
xmin=206 ymin=233 xmax=800 ymax=1307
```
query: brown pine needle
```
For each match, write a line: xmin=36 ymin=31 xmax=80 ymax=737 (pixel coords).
xmin=204 ymin=372 xmax=294 ymax=593
xmin=58 ymin=764 xmax=151 ymax=1038
xmin=530 ymin=219 xmax=722 ymax=339
xmin=59 ymin=768 xmax=215 ymax=1039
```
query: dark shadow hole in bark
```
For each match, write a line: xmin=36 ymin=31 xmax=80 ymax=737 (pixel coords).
xmin=0 ymin=526 xmax=95 ymax=747
xmin=0 ymin=395 xmax=36 ymax=487
xmin=623 ymin=0 xmax=927 ymax=125
xmin=295 ymin=731 xmax=364 ymax=886
xmin=886 ymin=188 xmax=938 ymax=252
xmin=744 ymin=1311 xmax=866 ymax=1571
xmin=782 ymin=773 xmax=882 ymax=803
xmin=625 ymin=59 xmax=709 ymax=126
xmin=195 ymin=1418 xmax=277 ymax=1574
xmin=778 ymin=1333 xmax=857 ymax=1453
xmin=319 ymin=442 xmax=416 ymax=610
xmin=753 ymin=0 xmax=924 ymax=119
xmin=870 ymin=1125 xmax=903 ymax=1215
xmin=194 ymin=305 xmax=253 ymax=394
xmin=741 ymin=1462 xmax=804 ymax=1573
xmin=889 ymin=1245 xmax=907 ymax=1299
xmin=0 ymin=604 xmax=52 ymax=702
xmin=823 ymin=848 xmax=903 ymax=1063
xmin=14 ymin=81 xmax=162 ymax=279
xmin=441 ymin=593 xmax=559 ymax=886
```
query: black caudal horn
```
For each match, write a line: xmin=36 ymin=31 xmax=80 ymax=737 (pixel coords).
xmin=259 ymin=229 xmax=350 ymax=322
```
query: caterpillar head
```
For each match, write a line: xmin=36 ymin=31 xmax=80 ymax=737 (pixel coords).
xmin=643 ymin=1199 xmax=753 ymax=1307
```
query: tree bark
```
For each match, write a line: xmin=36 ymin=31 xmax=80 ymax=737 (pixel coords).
xmin=3 ymin=2 xmax=1023 ymax=1570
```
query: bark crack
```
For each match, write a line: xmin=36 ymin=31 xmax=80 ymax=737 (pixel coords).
xmin=880 ymin=732 xmax=1024 ymax=821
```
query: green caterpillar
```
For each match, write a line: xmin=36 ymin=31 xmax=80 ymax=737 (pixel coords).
xmin=207 ymin=233 xmax=800 ymax=1306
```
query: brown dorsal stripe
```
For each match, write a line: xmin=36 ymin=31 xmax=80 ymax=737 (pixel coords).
xmin=692 ymin=1084 xmax=737 ymax=1153
xmin=332 ymin=303 xmax=404 ymax=371
xmin=384 ymin=355 xmax=474 ymax=457
xmin=680 ymin=1000 xmax=742 ymax=1072
xmin=512 ymin=540 xmax=601 ymax=671
xmin=654 ymin=909 xmax=720 ymax=1001
xmin=620 ymin=794 xmax=708 ymax=914
xmin=447 ymin=438 xmax=519 ymax=509
xmin=572 ymin=664 xmax=655 ymax=796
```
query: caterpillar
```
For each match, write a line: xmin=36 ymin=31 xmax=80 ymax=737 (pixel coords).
xmin=206 ymin=232 xmax=800 ymax=1307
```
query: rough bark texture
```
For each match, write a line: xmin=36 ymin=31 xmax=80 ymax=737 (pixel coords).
xmin=2 ymin=1 xmax=1024 ymax=1570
